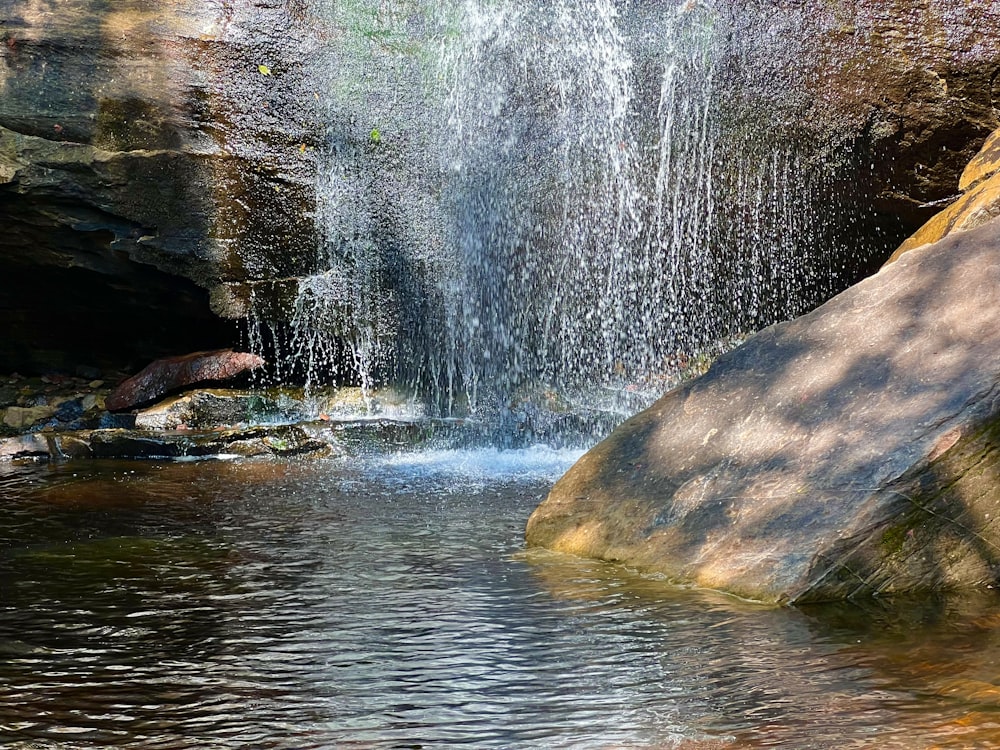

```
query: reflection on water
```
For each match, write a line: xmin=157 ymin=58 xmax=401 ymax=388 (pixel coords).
xmin=2 ymin=454 xmax=1000 ymax=748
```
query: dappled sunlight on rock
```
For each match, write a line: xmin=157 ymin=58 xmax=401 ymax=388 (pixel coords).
xmin=528 ymin=213 xmax=1000 ymax=603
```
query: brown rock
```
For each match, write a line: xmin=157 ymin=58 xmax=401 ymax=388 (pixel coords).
xmin=106 ymin=350 xmax=265 ymax=412
xmin=960 ymin=128 xmax=1000 ymax=192
xmin=2 ymin=404 xmax=57 ymax=430
xmin=0 ymin=2 xmax=322 ymax=374
xmin=886 ymin=125 xmax=1000 ymax=264
xmin=526 ymin=216 xmax=1000 ymax=604
xmin=0 ymin=433 xmax=52 ymax=460
xmin=2 ymin=1 xmax=999 ymax=379
xmin=133 ymin=388 xmax=300 ymax=430
xmin=886 ymin=169 xmax=1000 ymax=262
xmin=48 ymin=425 xmax=328 ymax=460
xmin=799 ymin=1 xmax=1000 ymax=227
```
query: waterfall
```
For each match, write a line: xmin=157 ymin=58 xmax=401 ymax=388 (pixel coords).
xmin=434 ymin=0 xmax=640 ymax=414
xmin=244 ymin=0 xmax=872 ymax=428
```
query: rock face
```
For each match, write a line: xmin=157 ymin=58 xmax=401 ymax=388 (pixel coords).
xmin=886 ymin=125 xmax=1000 ymax=262
xmin=0 ymin=1 xmax=321 ymax=373
xmin=721 ymin=1 xmax=1000 ymax=234
xmin=786 ymin=1 xmax=1000 ymax=229
xmin=2 ymin=1 xmax=999 ymax=378
xmin=526 ymin=216 xmax=1000 ymax=604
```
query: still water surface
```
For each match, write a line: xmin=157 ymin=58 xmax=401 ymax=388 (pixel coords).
xmin=2 ymin=450 xmax=1000 ymax=749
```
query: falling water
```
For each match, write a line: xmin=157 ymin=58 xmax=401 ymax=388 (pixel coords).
xmin=246 ymin=0 xmax=873 ymax=428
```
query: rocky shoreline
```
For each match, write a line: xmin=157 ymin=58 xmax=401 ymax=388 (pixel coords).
xmin=0 ymin=369 xmax=442 ymax=463
xmin=0 ymin=367 xmax=630 ymax=463
xmin=0 ymin=371 xmax=124 ymax=436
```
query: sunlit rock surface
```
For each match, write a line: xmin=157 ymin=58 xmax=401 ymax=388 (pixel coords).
xmin=106 ymin=349 xmax=265 ymax=412
xmin=0 ymin=0 xmax=320 ymax=373
xmin=887 ymin=125 xmax=1000 ymax=262
xmin=527 ymin=216 xmax=1000 ymax=604
xmin=960 ymin=128 xmax=1000 ymax=192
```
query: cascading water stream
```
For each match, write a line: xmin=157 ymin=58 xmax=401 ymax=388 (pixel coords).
xmin=244 ymin=0 xmax=874 ymax=436
xmin=435 ymin=0 xmax=641 ymax=414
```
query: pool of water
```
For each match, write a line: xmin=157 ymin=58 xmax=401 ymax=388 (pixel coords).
xmin=2 ymin=451 xmax=1000 ymax=749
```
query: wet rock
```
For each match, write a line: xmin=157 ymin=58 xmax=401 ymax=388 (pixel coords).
xmin=106 ymin=350 xmax=265 ymax=412
xmin=131 ymin=385 xmax=425 ymax=431
xmin=53 ymin=398 xmax=84 ymax=423
xmin=797 ymin=1 xmax=1000 ymax=229
xmin=890 ymin=171 xmax=1000 ymax=258
xmin=134 ymin=389 xmax=301 ymax=431
xmin=0 ymin=371 xmax=447 ymax=461
xmin=305 ymin=418 xmax=459 ymax=454
xmin=308 ymin=387 xmax=425 ymax=422
xmin=887 ymin=126 xmax=1000 ymax=262
xmin=0 ymin=373 xmax=115 ymax=435
xmin=97 ymin=412 xmax=136 ymax=430
xmin=75 ymin=365 xmax=102 ymax=380
xmin=1 ymin=0 xmax=997 ymax=380
xmin=526 ymin=216 xmax=1000 ymax=604
xmin=0 ymin=433 xmax=51 ymax=460
xmin=50 ymin=425 xmax=329 ymax=460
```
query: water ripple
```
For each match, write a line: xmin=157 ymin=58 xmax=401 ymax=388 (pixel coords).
xmin=2 ymin=456 xmax=1000 ymax=748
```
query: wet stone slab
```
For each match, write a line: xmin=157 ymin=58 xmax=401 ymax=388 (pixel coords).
xmin=53 ymin=425 xmax=331 ymax=460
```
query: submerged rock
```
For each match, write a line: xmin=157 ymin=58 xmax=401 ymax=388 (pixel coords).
xmin=106 ymin=350 xmax=265 ymax=412
xmin=526 ymin=216 xmax=1000 ymax=604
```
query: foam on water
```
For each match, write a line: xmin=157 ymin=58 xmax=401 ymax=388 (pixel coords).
xmin=364 ymin=445 xmax=587 ymax=484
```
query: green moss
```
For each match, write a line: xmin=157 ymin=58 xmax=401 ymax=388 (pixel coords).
xmin=880 ymin=523 xmax=909 ymax=556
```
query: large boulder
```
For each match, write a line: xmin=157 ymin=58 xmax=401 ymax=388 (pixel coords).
xmin=959 ymin=127 xmax=1000 ymax=192
xmin=526 ymin=216 xmax=1000 ymax=604
xmin=106 ymin=349 xmax=265 ymax=412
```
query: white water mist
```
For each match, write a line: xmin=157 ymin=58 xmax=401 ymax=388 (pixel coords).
xmin=244 ymin=0 xmax=865 ymax=429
